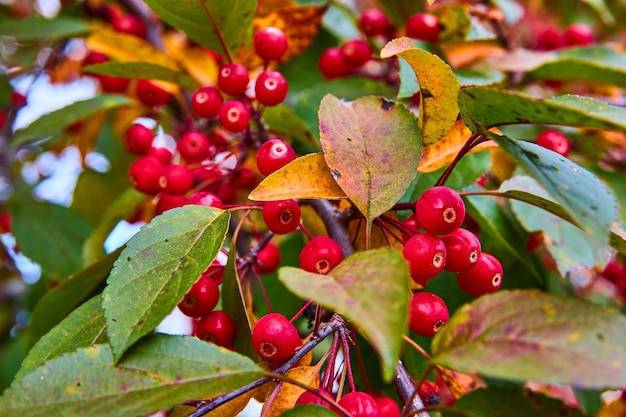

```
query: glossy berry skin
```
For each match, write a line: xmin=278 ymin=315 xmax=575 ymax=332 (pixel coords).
xmin=252 ymin=313 xmax=301 ymax=362
xmin=408 ymin=292 xmax=449 ymax=337
xmin=123 ymin=124 xmax=154 ymax=155
xmin=219 ymin=100 xmax=251 ymax=133
xmin=217 ymin=63 xmax=250 ymax=96
xmin=401 ymin=214 xmax=419 ymax=241
xmin=187 ymin=191 xmax=223 ymax=208
xmin=254 ymin=242 xmax=281 ymax=275
xmin=564 ymin=23 xmax=594 ymax=47
xmin=359 ymin=9 xmax=391 ymax=37
xmin=255 ymin=70 xmax=288 ymax=107
xmin=535 ymin=28 xmax=564 ymax=51
xmin=97 ymin=74 xmax=131 ymax=93
xmin=296 ymin=390 xmax=337 ymax=410
xmin=535 ymin=130 xmax=571 ymax=156
xmin=254 ymin=27 xmax=288 ymax=61
xmin=340 ymin=39 xmax=372 ymax=67
xmin=178 ymin=274 xmax=220 ymax=317
xmin=262 ymin=200 xmax=301 ymax=235
xmin=406 ymin=13 xmax=440 ymax=43
xmin=375 ymin=396 xmax=401 ymax=417
xmin=402 ymin=233 xmax=447 ymax=285
xmin=415 ymin=186 xmax=465 ymax=235
xmin=318 ymin=47 xmax=353 ymax=80
xmin=136 ymin=79 xmax=172 ymax=107
xmin=256 ymin=139 xmax=296 ymax=176
xmin=177 ymin=130 xmax=216 ymax=162
xmin=148 ymin=146 xmax=173 ymax=164
xmin=194 ymin=310 xmax=236 ymax=347
xmin=300 ymin=236 xmax=344 ymax=275
xmin=441 ymin=228 xmax=481 ymax=273
xmin=0 ymin=110 xmax=6 ymax=130
xmin=159 ymin=164 xmax=193 ymax=195
xmin=338 ymin=392 xmax=379 ymax=417
xmin=112 ymin=14 xmax=147 ymax=38
xmin=128 ymin=156 xmax=164 ymax=195
xmin=191 ymin=86 xmax=223 ymax=119
xmin=155 ymin=193 xmax=188 ymax=215
xmin=457 ymin=252 xmax=503 ymax=297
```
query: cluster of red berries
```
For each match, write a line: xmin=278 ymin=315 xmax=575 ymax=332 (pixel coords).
xmin=296 ymin=389 xmax=401 ymax=417
xmin=401 ymin=186 xmax=503 ymax=337
xmin=535 ymin=22 xmax=595 ymax=50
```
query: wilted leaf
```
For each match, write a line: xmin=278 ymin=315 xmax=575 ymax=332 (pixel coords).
xmin=432 ymin=290 xmax=626 ymax=388
xmin=279 ymin=248 xmax=409 ymax=381
xmin=103 ymin=206 xmax=230 ymax=360
xmin=249 ymin=153 xmax=347 ymax=201
xmin=83 ymin=62 xmax=197 ymax=91
xmin=0 ymin=16 xmax=89 ymax=41
xmin=381 ymin=38 xmax=460 ymax=144
xmin=262 ymin=365 xmax=321 ymax=417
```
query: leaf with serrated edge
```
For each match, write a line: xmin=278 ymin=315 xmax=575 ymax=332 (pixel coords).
xmin=103 ymin=206 xmax=230 ymax=360
xmin=2 ymin=335 xmax=263 ymax=417
xmin=249 ymin=153 xmax=347 ymax=201
xmin=279 ymin=248 xmax=409 ymax=381
xmin=318 ymin=94 xmax=421 ymax=224
xmin=432 ymin=290 xmax=626 ymax=389
xmin=262 ymin=365 xmax=322 ymax=417
xmin=381 ymin=38 xmax=460 ymax=144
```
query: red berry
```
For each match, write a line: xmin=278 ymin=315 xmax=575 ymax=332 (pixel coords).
xmin=299 ymin=236 xmax=344 ymax=275
xmin=262 ymin=200 xmax=301 ymax=235
xmin=340 ymin=39 xmax=372 ymax=67
xmin=188 ymin=191 xmax=223 ymax=209
xmin=217 ymin=63 xmax=250 ymax=96
xmin=112 ymin=14 xmax=147 ymax=38
xmin=359 ymin=9 xmax=391 ymax=37
xmin=255 ymin=70 xmax=288 ymax=107
xmin=256 ymin=139 xmax=296 ymax=176
xmin=159 ymin=164 xmax=193 ymax=195
xmin=96 ymin=74 xmax=131 ymax=93
xmin=318 ymin=47 xmax=353 ymax=79
xmin=252 ymin=313 xmax=301 ymax=362
xmin=375 ymin=396 xmax=400 ymax=417
xmin=0 ymin=212 xmax=12 ymax=233
xmin=194 ymin=310 xmax=236 ymax=347
xmin=406 ymin=13 xmax=440 ymax=43
xmin=408 ymin=292 xmax=449 ymax=337
xmin=203 ymin=260 xmax=225 ymax=283
xmin=296 ymin=390 xmax=337 ymax=410
xmin=402 ymin=233 xmax=446 ymax=285
xmin=178 ymin=274 xmax=220 ymax=317
xmin=417 ymin=380 xmax=440 ymax=406
xmin=0 ymin=110 xmax=6 ymax=130
xmin=10 ymin=91 xmax=27 ymax=107
xmin=209 ymin=131 xmax=229 ymax=149
xmin=148 ymin=146 xmax=173 ymax=164
xmin=255 ymin=242 xmax=281 ymax=274
xmin=415 ymin=186 xmax=465 ymax=235
xmin=177 ymin=130 xmax=216 ymax=162
xmin=338 ymin=392 xmax=379 ymax=417
xmin=191 ymin=86 xmax=223 ymax=119
xmin=535 ymin=27 xmax=564 ymax=50
xmin=535 ymin=130 xmax=571 ymax=156
xmin=254 ymin=27 xmax=288 ymax=61
xmin=457 ymin=252 xmax=503 ymax=297
xmin=233 ymin=167 xmax=259 ymax=189
xmin=128 ymin=156 xmax=164 ymax=194
xmin=155 ymin=193 xmax=188 ymax=215
xmin=219 ymin=100 xmax=251 ymax=133
xmin=564 ymin=23 xmax=594 ymax=47
xmin=401 ymin=214 xmax=419 ymax=241
xmin=136 ymin=79 xmax=172 ymax=107
xmin=441 ymin=228 xmax=481 ymax=273
xmin=123 ymin=123 xmax=154 ymax=155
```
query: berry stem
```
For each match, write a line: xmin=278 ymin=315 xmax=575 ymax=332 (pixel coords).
xmin=402 ymin=335 xmax=432 ymax=360
xmin=435 ymin=133 xmax=487 ymax=187
xmin=352 ymin=340 xmax=373 ymax=394
xmin=250 ymin=268 xmax=274 ymax=313
xmin=289 ymin=300 xmax=313 ymax=323
xmin=196 ymin=0 xmax=234 ymax=64
xmin=322 ymin=332 xmax=342 ymax=392
xmin=340 ymin=331 xmax=357 ymax=392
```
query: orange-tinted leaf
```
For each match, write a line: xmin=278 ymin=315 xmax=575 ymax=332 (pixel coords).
xmin=261 ymin=365 xmax=322 ymax=417
xmin=418 ymin=120 xmax=497 ymax=173
xmin=381 ymin=38 xmax=460 ymax=144
xmin=436 ymin=366 xmax=484 ymax=400
xmin=163 ymin=31 xmax=220 ymax=86
xmin=598 ymin=395 xmax=626 ymax=417
xmin=170 ymin=388 xmax=257 ymax=417
xmin=257 ymin=0 xmax=293 ymax=17
xmin=248 ymin=153 xmax=347 ymax=201
xmin=442 ymin=41 xmax=507 ymax=68
xmin=490 ymin=147 xmax=517 ymax=183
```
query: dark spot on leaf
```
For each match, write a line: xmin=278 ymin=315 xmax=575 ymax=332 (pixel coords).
xmin=590 ymin=205 xmax=598 ymax=211
xmin=346 ymin=137 xmax=352 ymax=142
xmin=380 ymin=98 xmax=395 ymax=110
xmin=597 ymin=333 xmax=605 ymax=341
xmin=137 ymin=320 xmax=144 ymax=326
xmin=164 ymin=238 xmax=169 ymax=243
xmin=331 ymin=170 xmax=341 ymax=180
xmin=127 ymin=257 xmax=131 ymax=262
xmin=76 ymin=382 xmax=81 ymax=387
xmin=421 ymin=88 xmax=434 ymax=99
xmin=111 ymin=318 xmax=117 ymax=322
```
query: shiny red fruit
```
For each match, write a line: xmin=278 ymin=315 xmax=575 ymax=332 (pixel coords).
xmin=254 ymin=242 xmax=281 ymax=275
xmin=296 ymin=390 xmax=337 ymax=410
xmin=191 ymin=86 xmax=223 ymax=119
xmin=415 ymin=186 xmax=465 ymax=235
xmin=254 ymin=27 xmax=288 ymax=61
xmin=194 ymin=310 xmax=236 ymax=347
xmin=187 ymin=191 xmax=223 ymax=208
xmin=338 ymin=392 xmax=379 ymax=417
xmin=340 ymin=39 xmax=372 ymax=67
xmin=255 ymin=70 xmax=288 ymax=106
xmin=177 ymin=130 xmax=216 ymax=162
xmin=457 ymin=252 xmax=503 ymax=297
xmin=402 ymin=233 xmax=447 ymax=285
xmin=123 ymin=124 xmax=154 ymax=155
xmin=178 ymin=274 xmax=220 ymax=317
xmin=219 ymin=100 xmax=251 ymax=132
xmin=136 ymin=79 xmax=172 ymax=107
xmin=535 ymin=27 xmax=564 ymax=50
xmin=564 ymin=23 xmax=595 ymax=47
xmin=262 ymin=200 xmax=301 ymax=235
xmin=128 ymin=156 xmax=164 ymax=195
xmin=159 ymin=164 xmax=193 ymax=195
xmin=375 ymin=396 xmax=400 ymax=417
xmin=408 ymin=292 xmax=449 ymax=337
xmin=406 ymin=13 xmax=440 ymax=43
xmin=535 ymin=130 xmax=571 ymax=157
xmin=217 ymin=63 xmax=250 ymax=96
xmin=299 ymin=236 xmax=344 ymax=275
xmin=441 ymin=228 xmax=481 ymax=272
xmin=155 ymin=193 xmax=188 ymax=215
xmin=359 ymin=9 xmax=391 ymax=37
xmin=148 ymin=147 xmax=173 ymax=164
xmin=112 ymin=14 xmax=147 ymax=38
xmin=256 ymin=139 xmax=296 ymax=176
xmin=252 ymin=313 xmax=301 ymax=362
xmin=318 ymin=47 xmax=353 ymax=79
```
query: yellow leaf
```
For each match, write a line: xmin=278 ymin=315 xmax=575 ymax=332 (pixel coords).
xmin=381 ymin=37 xmax=460 ymax=145
xmin=490 ymin=147 xmax=516 ymax=184
xmin=436 ymin=366 xmax=484 ymax=399
xmin=261 ymin=365 xmax=322 ymax=417
xmin=249 ymin=153 xmax=347 ymax=201
xmin=598 ymin=395 xmax=626 ymax=417
xmin=163 ymin=31 xmax=220 ymax=87
xmin=418 ymin=120 xmax=497 ymax=173
xmin=170 ymin=388 xmax=257 ymax=417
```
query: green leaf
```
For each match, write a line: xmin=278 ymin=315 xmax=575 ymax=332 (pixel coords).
xmin=459 ymin=88 xmax=626 ymax=133
xmin=263 ymin=104 xmax=317 ymax=147
xmin=318 ymin=94 xmax=421 ymax=226
xmin=432 ymin=290 xmax=626 ymax=389
xmin=143 ymin=0 xmax=255 ymax=58
xmin=10 ymin=95 xmax=132 ymax=148
xmin=10 ymin=200 xmax=93 ymax=280
xmin=1 ymin=335 xmax=263 ymax=417
xmin=491 ymin=134 xmax=618 ymax=260
xmin=83 ymin=62 xmax=197 ymax=91
xmin=439 ymin=387 xmax=587 ymax=417
xmin=27 ymin=248 xmax=120 ymax=348
xmin=0 ymin=17 xmax=90 ymax=41
xmin=279 ymin=248 xmax=409 ymax=381
xmin=279 ymin=405 xmax=340 ymax=417
xmin=103 ymin=206 xmax=230 ymax=360
xmin=454 ymin=69 xmax=506 ymax=87
xmin=17 ymin=296 xmax=108 ymax=381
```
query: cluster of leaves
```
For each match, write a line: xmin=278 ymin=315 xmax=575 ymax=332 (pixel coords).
xmin=0 ymin=0 xmax=626 ymax=416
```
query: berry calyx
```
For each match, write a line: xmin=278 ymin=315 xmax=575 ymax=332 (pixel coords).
xmin=408 ymin=292 xmax=449 ymax=337
xmin=177 ymin=130 xmax=216 ymax=162
xmin=340 ymin=39 xmax=372 ymax=67
xmin=457 ymin=252 xmax=503 ymax=297
xmin=123 ymin=124 xmax=154 ymax=155
xmin=178 ymin=273 xmax=220 ymax=317
xmin=254 ymin=27 xmax=288 ymax=61
xmin=252 ymin=313 xmax=301 ymax=362
xmin=535 ymin=130 xmax=571 ymax=157
xmin=136 ymin=79 xmax=172 ymax=108
xmin=359 ymin=9 xmax=391 ymax=37
xmin=217 ymin=63 xmax=250 ymax=96
xmin=262 ymin=200 xmax=301 ymax=235
xmin=191 ymin=86 xmax=223 ymax=119
xmin=318 ymin=47 xmax=353 ymax=80
xmin=219 ymin=100 xmax=251 ymax=133
xmin=159 ymin=164 xmax=194 ymax=195
xmin=255 ymin=242 xmax=281 ymax=275
xmin=402 ymin=233 xmax=447 ymax=285
xmin=417 ymin=380 xmax=440 ymax=406
xmin=441 ymin=228 xmax=481 ymax=273
xmin=406 ymin=13 xmax=440 ymax=43
xmin=194 ymin=310 xmax=236 ymax=347
xmin=338 ymin=392 xmax=379 ymax=417
xmin=256 ymin=139 xmax=296 ymax=176
xmin=128 ymin=156 xmax=164 ymax=195
xmin=255 ymin=70 xmax=288 ymax=107
xmin=299 ymin=236 xmax=344 ymax=275
xmin=415 ymin=186 xmax=465 ymax=235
